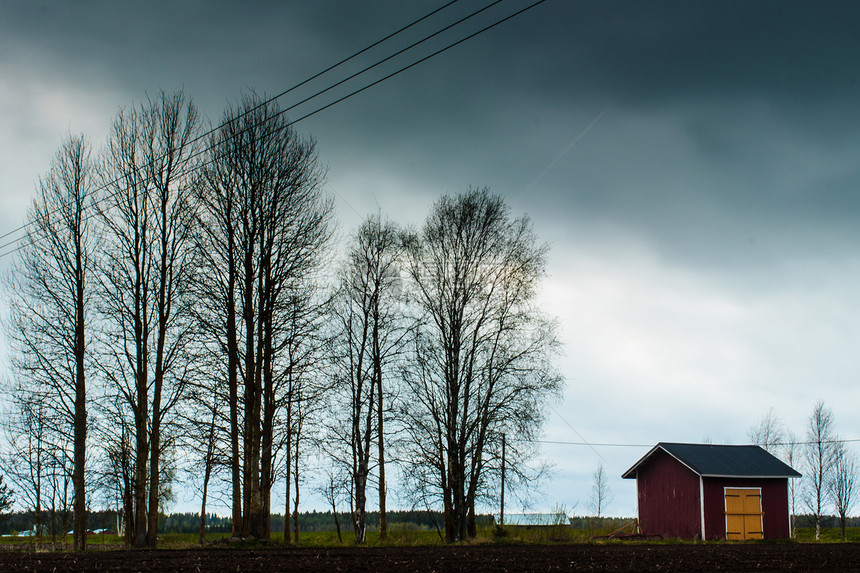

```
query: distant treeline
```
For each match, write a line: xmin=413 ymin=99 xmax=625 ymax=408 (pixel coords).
xmin=4 ymin=510 xmax=854 ymax=536
xmin=0 ymin=510 xmax=494 ymax=536
xmin=568 ymin=516 xmax=635 ymax=531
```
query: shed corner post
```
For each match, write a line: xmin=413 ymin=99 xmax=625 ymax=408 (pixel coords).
xmin=699 ymin=475 xmax=706 ymax=540
xmin=634 ymin=470 xmax=640 ymax=532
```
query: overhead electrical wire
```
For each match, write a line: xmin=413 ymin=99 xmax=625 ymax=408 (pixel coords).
xmin=551 ymin=406 xmax=607 ymax=462
xmin=0 ymin=0 xmax=464 ymax=248
xmin=9 ymin=1 xmax=842 ymax=478
xmin=530 ymin=437 xmax=860 ymax=448
xmin=1 ymin=0 xmax=548 ymax=258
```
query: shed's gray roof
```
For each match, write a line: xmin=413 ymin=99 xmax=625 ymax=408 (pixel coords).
xmin=621 ymin=442 xmax=802 ymax=479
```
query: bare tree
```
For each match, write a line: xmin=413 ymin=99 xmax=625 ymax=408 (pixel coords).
xmin=747 ymin=408 xmax=784 ymax=454
xmin=176 ymin=375 xmax=225 ymax=546
xmin=803 ymin=401 xmax=835 ymax=540
xmin=317 ymin=465 xmax=348 ymax=544
xmin=197 ymin=93 xmax=332 ymax=539
xmin=96 ymin=394 xmax=135 ymax=544
xmin=588 ymin=462 xmax=613 ymax=518
xmin=96 ymin=89 xmax=201 ymax=547
xmin=4 ymin=134 xmax=96 ymax=551
xmin=1 ymin=381 xmax=49 ymax=544
xmin=401 ymin=188 xmax=562 ymax=542
xmin=782 ymin=429 xmax=801 ymax=538
xmin=196 ymin=407 xmax=220 ymax=546
xmin=327 ymin=215 xmax=405 ymax=543
xmin=829 ymin=439 xmax=857 ymax=542
xmin=0 ymin=474 xmax=13 ymax=513
xmin=42 ymin=432 xmax=73 ymax=545
xmin=279 ymin=292 xmax=331 ymax=545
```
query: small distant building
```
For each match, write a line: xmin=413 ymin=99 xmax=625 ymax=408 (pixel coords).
xmin=622 ymin=442 xmax=801 ymax=540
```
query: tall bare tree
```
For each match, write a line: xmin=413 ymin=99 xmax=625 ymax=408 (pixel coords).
xmin=829 ymin=439 xmax=857 ymax=542
xmin=803 ymin=401 xmax=835 ymax=540
xmin=747 ymin=408 xmax=784 ymax=454
xmin=96 ymin=90 xmax=200 ymax=547
xmin=279 ymin=290 xmax=331 ymax=544
xmin=174 ymin=365 xmax=226 ymax=546
xmin=588 ymin=462 xmax=613 ymax=518
xmin=4 ymin=134 xmax=96 ymax=550
xmin=401 ymin=188 xmax=562 ymax=542
xmin=327 ymin=215 xmax=405 ymax=543
xmin=197 ymin=93 xmax=332 ymax=539
xmin=782 ymin=429 xmax=801 ymax=537
xmin=0 ymin=380 xmax=63 ymax=544
xmin=97 ymin=396 xmax=135 ymax=544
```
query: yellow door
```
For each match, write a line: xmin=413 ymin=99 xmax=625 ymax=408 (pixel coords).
xmin=725 ymin=488 xmax=763 ymax=540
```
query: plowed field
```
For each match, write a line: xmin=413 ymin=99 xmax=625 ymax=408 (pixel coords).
xmin=2 ymin=543 xmax=859 ymax=572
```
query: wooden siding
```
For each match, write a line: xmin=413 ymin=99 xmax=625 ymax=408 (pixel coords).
xmin=636 ymin=449 xmax=702 ymax=538
xmin=702 ymin=478 xmax=790 ymax=540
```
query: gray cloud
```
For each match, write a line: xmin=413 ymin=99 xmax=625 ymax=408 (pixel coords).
xmin=3 ymin=0 xmax=860 ymax=516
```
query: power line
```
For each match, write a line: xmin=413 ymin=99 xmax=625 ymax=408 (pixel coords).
xmin=0 ymin=0 xmax=548 ymax=260
xmin=271 ymin=0 xmax=549 ymax=132
xmin=0 ymin=0 xmax=465 ymax=248
xmin=531 ymin=437 xmax=860 ymax=448
xmin=550 ymin=405 xmax=607 ymax=462
xmin=535 ymin=440 xmax=651 ymax=448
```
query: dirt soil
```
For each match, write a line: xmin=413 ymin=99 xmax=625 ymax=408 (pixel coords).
xmin=1 ymin=543 xmax=859 ymax=572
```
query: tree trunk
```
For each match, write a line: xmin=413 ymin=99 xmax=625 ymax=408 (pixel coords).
xmin=35 ymin=498 xmax=42 ymax=548
xmin=374 ymin=316 xmax=387 ymax=542
xmin=228 ymin=351 xmax=241 ymax=536
xmin=293 ymin=433 xmax=300 ymax=545
xmin=133 ymin=391 xmax=148 ymax=548
xmin=447 ymin=446 xmax=468 ymax=542
xmin=354 ymin=470 xmax=367 ymax=544
xmin=199 ymin=491 xmax=208 ymax=545
xmin=332 ymin=504 xmax=342 ymax=544
xmin=146 ymin=383 xmax=163 ymax=547
xmin=467 ymin=498 xmax=476 ymax=539
xmin=283 ymin=413 xmax=292 ymax=545
xmin=443 ymin=484 xmax=453 ymax=543
xmin=132 ymin=234 xmax=149 ymax=548
xmin=246 ymin=304 xmax=265 ymax=538
xmin=257 ymin=278 xmax=274 ymax=540
xmin=226 ymin=237 xmax=241 ymax=537
xmin=73 ymin=269 xmax=87 ymax=552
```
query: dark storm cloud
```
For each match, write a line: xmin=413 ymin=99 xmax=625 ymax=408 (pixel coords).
xmin=3 ymin=0 xmax=860 ymax=268
xmin=463 ymin=1 xmax=860 ymax=270
xmin=6 ymin=0 xmax=859 ymax=131
xmin=4 ymin=0 xmax=860 ymax=518
xmin=496 ymin=2 xmax=860 ymax=109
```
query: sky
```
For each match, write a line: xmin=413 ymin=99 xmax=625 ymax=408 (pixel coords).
xmin=2 ymin=0 xmax=860 ymax=519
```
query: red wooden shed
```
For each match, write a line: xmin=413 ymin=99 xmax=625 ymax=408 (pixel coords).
xmin=622 ymin=442 xmax=801 ymax=540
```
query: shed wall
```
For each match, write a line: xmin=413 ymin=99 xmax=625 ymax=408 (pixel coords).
xmin=702 ymin=477 xmax=790 ymax=540
xmin=637 ymin=449 xmax=702 ymax=538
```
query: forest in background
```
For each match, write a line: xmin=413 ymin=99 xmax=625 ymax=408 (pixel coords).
xmin=0 ymin=510 xmax=499 ymax=537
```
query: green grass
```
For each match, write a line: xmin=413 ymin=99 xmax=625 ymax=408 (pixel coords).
xmin=3 ymin=526 xmax=859 ymax=549
xmin=794 ymin=526 xmax=860 ymax=543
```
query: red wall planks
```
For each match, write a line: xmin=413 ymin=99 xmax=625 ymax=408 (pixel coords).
xmin=637 ymin=449 xmax=702 ymax=539
xmin=701 ymin=477 xmax=790 ymax=540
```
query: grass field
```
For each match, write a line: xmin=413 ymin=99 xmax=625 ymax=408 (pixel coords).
xmin=1 ymin=523 xmax=858 ymax=550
